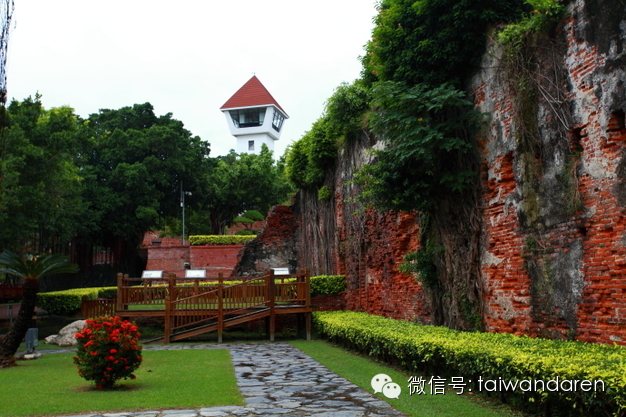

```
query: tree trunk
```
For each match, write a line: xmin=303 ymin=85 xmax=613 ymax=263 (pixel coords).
xmin=0 ymin=278 xmax=39 ymax=368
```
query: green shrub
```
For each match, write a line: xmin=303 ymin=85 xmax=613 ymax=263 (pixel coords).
xmin=234 ymin=229 xmax=255 ymax=236
xmin=310 ymin=275 xmax=346 ymax=297
xmin=97 ymin=287 xmax=118 ymax=299
xmin=188 ymin=235 xmax=256 ymax=245
xmin=314 ymin=311 xmax=626 ymax=416
xmin=37 ymin=288 xmax=100 ymax=315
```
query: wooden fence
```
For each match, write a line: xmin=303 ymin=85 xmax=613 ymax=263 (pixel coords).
xmin=81 ymin=297 xmax=116 ymax=318
xmin=113 ymin=270 xmax=311 ymax=343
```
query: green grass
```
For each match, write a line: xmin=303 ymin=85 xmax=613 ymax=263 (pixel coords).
xmin=290 ymin=339 xmax=526 ymax=417
xmin=0 ymin=349 xmax=244 ymax=417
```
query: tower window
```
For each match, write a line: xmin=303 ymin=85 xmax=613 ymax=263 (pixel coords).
xmin=248 ymin=140 xmax=255 ymax=151
xmin=272 ymin=111 xmax=284 ymax=132
xmin=231 ymin=108 xmax=266 ymax=128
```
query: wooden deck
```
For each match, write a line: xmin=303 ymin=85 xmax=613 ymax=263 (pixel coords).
xmin=114 ymin=270 xmax=312 ymax=343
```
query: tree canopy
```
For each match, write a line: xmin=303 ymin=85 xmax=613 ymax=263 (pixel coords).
xmin=204 ymin=144 xmax=292 ymax=234
xmin=81 ymin=102 xmax=211 ymax=244
xmin=0 ymin=97 xmax=291 ymax=261
xmin=0 ymin=96 xmax=89 ymax=251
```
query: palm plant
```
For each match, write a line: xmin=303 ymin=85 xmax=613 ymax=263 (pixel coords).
xmin=0 ymin=251 xmax=79 ymax=368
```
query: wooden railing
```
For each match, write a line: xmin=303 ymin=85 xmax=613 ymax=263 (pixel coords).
xmin=81 ymin=297 xmax=116 ymax=318
xmin=115 ymin=270 xmax=311 ymax=342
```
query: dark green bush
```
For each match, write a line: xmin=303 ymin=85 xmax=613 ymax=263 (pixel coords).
xmin=362 ymin=0 xmax=529 ymax=86
xmin=310 ymin=275 xmax=346 ymax=297
xmin=37 ymin=288 xmax=99 ymax=315
xmin=97 ymin=287 xmax=118 ymax=299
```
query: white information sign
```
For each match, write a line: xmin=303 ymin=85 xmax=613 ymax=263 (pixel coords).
xmin=142 ymin=270 xmax=163 ymax=279
xmin=185 ymin=270 xmax=206 ymax=278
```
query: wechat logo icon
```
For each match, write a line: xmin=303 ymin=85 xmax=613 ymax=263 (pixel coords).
xmin=371 ymin=373 xmax=401 ymax=399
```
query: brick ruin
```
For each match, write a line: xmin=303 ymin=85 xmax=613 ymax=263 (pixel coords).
xmin=142 ymin=232 xmax=242 ymax=277
xmin=234 ymin=0 xmax=626 ymax=345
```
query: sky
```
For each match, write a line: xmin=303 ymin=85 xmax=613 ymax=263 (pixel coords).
xmin=5 ymin=0 xmax=379 ymax=158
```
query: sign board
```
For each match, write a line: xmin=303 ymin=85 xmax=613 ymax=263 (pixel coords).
xmin=185 ymin=269 xmax=206 ymax=278
xmin=142 ymin=270 xmax=163 ymax=279
xmin=272 ymin=267 xmax=290 ymax=276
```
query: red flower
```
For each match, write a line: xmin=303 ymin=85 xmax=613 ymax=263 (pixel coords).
xmin=75 ymin=333 xmax=84 ymax=338
xmin=74 ymin=315 xmax=142 ymax=389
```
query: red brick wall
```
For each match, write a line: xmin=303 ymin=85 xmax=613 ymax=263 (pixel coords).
xmin=311 ymin=292 xmax=347 ymax=312
xmin=341 ymin=210 xmax=431 ymax=323
xmin=234 ymin=206 xmax=300 ymax=276
xmin=190 ymin=245 xmax=244 ymax=277
xmin=145 ymin=245 xmax=243 ymax=277
xmin=472 ymin=2 xmax=626 ymax=344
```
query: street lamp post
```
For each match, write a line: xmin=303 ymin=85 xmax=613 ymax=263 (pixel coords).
xmin=180 ymin=182 xmax=192 ymax=246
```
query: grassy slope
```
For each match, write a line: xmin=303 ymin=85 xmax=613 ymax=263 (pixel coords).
xmin=290 ymin=339 xmax=525 ymax=417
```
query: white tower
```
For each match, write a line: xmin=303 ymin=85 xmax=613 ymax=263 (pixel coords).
xmin=220 ymin=76 xmax=289 ymax=154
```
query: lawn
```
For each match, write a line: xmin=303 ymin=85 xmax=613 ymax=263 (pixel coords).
xmin=290 ymin=339 xmax=526 ymax=417
xmin=0 ymin=349 xmax=243 ymax=417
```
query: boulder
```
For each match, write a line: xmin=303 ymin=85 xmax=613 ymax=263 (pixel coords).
xmin=44 ymin=320 xmax=87 ymax=347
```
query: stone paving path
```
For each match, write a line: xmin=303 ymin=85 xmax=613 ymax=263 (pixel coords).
xmin=45 ymin=342 xmax=406 ymax=417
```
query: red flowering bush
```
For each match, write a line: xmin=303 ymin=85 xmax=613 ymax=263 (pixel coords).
xmin=73 ymin=316 xmax=143 ymax=389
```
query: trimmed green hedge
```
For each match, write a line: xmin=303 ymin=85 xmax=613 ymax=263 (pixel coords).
xmin=188 ymin=235 xmax=256 ymax=245
xmin=313 ymin=311 xmax=626 ymax=416
xmin=310 ymin=275 xmax=346 ymax=297
xmin=37 ymin=287 xmax=116 ymax=315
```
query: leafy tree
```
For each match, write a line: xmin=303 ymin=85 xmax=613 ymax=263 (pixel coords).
xmin=232 ymin=210 xmax=264 ymax=231
xmin=0 ymin=96 xmax=89 ymax=251
xmin=361 ymin=0 xmax=529 ymax=86
xmin=204 ymin=144 xmax=291 ymax=234
xmin=0 ymin=251 xmax=79 ymax=368
xmin=81 ymin=103 xmax=211 ymax=246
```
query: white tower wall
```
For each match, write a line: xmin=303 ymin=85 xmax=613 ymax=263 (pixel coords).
xmin=222 ymin=105 xmax=286 ymax=154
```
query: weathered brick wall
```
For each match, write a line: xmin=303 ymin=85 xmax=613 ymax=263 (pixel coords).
xmin=340 ymin=209 xmax=429 ymax=322
xmin=191 ymin=246 xmax=245 ymax=277
xmin=234 ymin=206 xmax=300 ymax=276
xmin=471 ymin=0 xmax=626 ymax=344
xmin=145 ymin=245 xmax=243 ymax=277
xmin=311 ymin=292 xmax=347 ymax=312
xmin=146 ymin=246 xmax=190 ymax=273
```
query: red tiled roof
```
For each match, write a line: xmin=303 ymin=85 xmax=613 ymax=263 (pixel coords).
xmin=220 ymin=75 xmax=288 ymax=116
